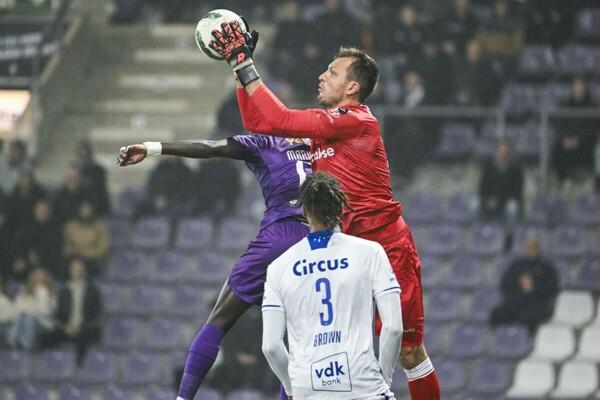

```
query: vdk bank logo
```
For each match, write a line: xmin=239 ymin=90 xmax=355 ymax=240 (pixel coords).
xmin=311 ymin=352 xmax=352 ymax=392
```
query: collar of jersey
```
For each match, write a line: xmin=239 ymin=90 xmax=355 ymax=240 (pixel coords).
xmin=307 ymin=230 xmax=334 ymax=250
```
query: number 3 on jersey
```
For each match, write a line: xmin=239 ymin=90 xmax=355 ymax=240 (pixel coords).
xmin=315 ymin=278 xmax=333 ymax=326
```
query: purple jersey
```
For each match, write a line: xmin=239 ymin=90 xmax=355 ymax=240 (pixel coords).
xmin=231 ymin=134 xmax=312 ymax=228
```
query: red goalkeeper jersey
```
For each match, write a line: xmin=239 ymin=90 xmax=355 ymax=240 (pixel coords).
xmin=237 ymin=85 xmax=402 ymax=235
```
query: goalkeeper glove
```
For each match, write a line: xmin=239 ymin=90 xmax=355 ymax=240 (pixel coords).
xmin=209 ymin=20 xmax=260 ymax=87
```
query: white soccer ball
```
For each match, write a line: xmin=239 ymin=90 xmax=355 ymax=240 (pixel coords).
xmin=195 ymin=9 xmax=246 ymax=60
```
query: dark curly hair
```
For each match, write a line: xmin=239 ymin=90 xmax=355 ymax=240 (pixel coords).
xmin=300 ymin=172 xmax=350 ymax=230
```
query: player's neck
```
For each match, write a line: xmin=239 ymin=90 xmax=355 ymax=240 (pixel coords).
xmin=309 ymin=221 xmax=331 ymax=233
xmin=331 ymin=98 xmax=360 ymax=109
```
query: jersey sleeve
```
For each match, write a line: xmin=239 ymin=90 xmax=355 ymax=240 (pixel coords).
xmin=371 ymin=244 xmax=401 ymax=299
xmin=237 ymin=87 xmax=275 ymax=133
xmin=248 ymin=84 xmax=365 ymax=140
xmin=262 ymin=264 xmax=285 ymax=313
xmin=229 ymin=134 xmax=267 ymax=160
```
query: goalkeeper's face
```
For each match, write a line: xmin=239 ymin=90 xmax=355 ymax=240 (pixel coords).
xmin=318 ymin=57 xmax=357 ymax=108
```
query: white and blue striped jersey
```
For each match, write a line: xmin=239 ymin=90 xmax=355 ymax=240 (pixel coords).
xmin=262 ymin=230 xmax=400 ymax=399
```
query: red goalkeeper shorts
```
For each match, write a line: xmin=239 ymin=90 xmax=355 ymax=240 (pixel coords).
xmin=361 ymin=217 xmax=425 ymax=348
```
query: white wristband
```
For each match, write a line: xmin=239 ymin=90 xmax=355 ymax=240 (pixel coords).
xmin=143 ymin=141 xmax=162 ymax=157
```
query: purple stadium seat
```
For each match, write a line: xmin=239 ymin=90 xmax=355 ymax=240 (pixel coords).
xmin=489 ymin=325 xmax=532 ymax=359
xmin=569 ymin=194 xmax=600 ymax=226
xmin=104 ymin=318 xmax=143 ymax=350
xmin=527 ymin=194 xmax=567 ymax=227
xmin=197 ymin=252 xmax=231 ymax=284
xmin=151 ymin=250 xmax=193 ymax=283
xmin=143 ymin=318 xmax=183 ymax=351
xmin=427 ymin=290 xmax=463 ymax=322
xmin=196 ymin=388 xmax=224 ymax=400
xmin=519 ymin=45 xmax=555 ymax=75
xmin=175 ymin=217 xmax=213 ymax=250
xmin=105 ymin=217 xmax=131 ymax=248
xmin=107 ymin=250 xmax=151 ymax=282
xmin=576 ymin=8 xmax=600 ymax=37
xmin=420 ymin=256 xmax=446 ymax=290
xmin=446 ymin=256 xmax=484 ymax=290
xmin=557 ymin=45 xmax=597 ymax=75
xmin=121 ymin=353 xmax=163 ymax=385
xmin=550 ymin=226 xmax=587 ymax=258
xmin=125 ymin=285 xmax=172 ymax=316
xmin=426 ymin=225 xmax=463 ymax=256
xmin=98 ymin=283 xmax=130 ymax=315
xmin=447 ymin=323 xmax=487 ymax=359
xmin=227 ymin=389 xmax=266 ymax=400
xmin=131 ymin=216 xmax=171 ymax=249
xmin=217 ymin=218 xmax=257 ymax=251
xmin=513 ymin=123 xmax=541 ymax=160
xmin=34 ymin=349 xmax=76 ymax=381
xmin=76 ymin=350 xmax=116 ymax=384
xmin=0 ymin=350 xmax=32 ymax=381
xmin=445 ymin=192 xmax=477 ymax=224
xmin=501 ymin=84 xmax=537 ymax=114
xmin=539 ymin=84 xmax=571 ymax=110
xmin=404 ymin=192 xmax=444 ymax=224
xmin=467 ymin=224 xmax=505 ymax=256
xmin=98 ymin=385 xmax=128 ymax=400
xmin=572 ymin=258 xmax=600 ymax=292
xmin=58 ymin=385 xmax=95 ymax=400
xmin=390 ymin=366 xmax=410 ymax=394
xmin=15 ymin=384 xmax=50 ymax=400
xmin=138 ymin=386 xmax=180 ymax=400
xmin=469 ymin=359 xmax=512 ymax=395
xmin=436 ymin=359 xmax=468 ymax=393
xmin=436 ymin=123 xmax=477 ymax=160
xmin=171 ymin=285 xmax=210 ymax=318
xmin=509 ymin=224 xmax=548 ymax=255
xmin=424 ymin=323 xmax=448 ymax=357
xmin=468 ymin=289 xmax=501 ymax=322
xmin=116 ymin=187 xmax=145 ymax=217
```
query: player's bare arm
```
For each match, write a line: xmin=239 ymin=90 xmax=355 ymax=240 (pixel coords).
xmin=117 ymin=138 xmax=249 ymax=167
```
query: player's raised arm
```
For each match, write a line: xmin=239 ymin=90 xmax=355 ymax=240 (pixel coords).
xmin=117 ymin=138 xmax=250 ymax=166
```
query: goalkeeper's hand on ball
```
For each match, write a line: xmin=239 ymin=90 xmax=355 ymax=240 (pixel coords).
xmin=209 ymin=20 xmax=260 ymax=87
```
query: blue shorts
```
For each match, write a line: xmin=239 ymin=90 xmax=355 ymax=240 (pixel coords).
xmin=228 ymin=218 xmax=308 ymax=305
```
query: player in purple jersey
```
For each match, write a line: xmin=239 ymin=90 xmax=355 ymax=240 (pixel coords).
xmin=117 ymin=134 xmax=311 ymax=400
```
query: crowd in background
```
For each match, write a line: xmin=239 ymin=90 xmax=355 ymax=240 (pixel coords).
xmin=0 ymin=139 xmax=107 ymax=365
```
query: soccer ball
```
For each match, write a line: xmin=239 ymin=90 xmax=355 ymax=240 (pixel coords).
xmin=195 ymin=9 xmax=246 ymax=60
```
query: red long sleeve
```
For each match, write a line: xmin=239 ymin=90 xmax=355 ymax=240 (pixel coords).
xmin=236 ymin=87 xmax=273 ymax=133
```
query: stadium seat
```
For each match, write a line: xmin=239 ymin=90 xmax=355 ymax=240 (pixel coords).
xmin=217 ymin=218 xmax=257 ymax=251
xmin=445 ymin=192 xmax=477 ymax=224
xmin=125 ymin=285 xmax=172 ymax=316
xmin=550 ymin=290 xmax=594 ymax=328
xmin=137 ymin=386 xmax=179 ymax=400
xmin=529 ymin=324 xmax=576 ymax=361
xmin=469 ymin=359 xmax=512 ymax=395
xmin=557 ymin=45 xmax=597 ymax=75
xmin=436 ymin=123 xmax=477 ymax=160
xmin=104 ymin=318 xmax=143 ymax=350
xmin=171 ymin=285 xmax=210 ymax=318
xmin=151 ymin=250 xmax=194 ymax=283
xmin=509 ymin=224 xmax=549 ymax=255
xmin=34 ymin=349 xmax=76 ymax=382
xmin=436 ymin=359 xmax=468 ymax=394
xmin=506 ymin=359 xmax=554 ymax=397
xmin=58 ymin=385 xmax=94 ymax=400
xmin=576 ymin=9 xmax=600 ymax=38
xmin=424 ymin=323 xmax=448 ymax=357
xmin=569 ymin=193 xmax=600 ymax=226
xmin=107 ymin=250 xmax=152 ymax=282
xmin=518 ymin=45 xmax=555 ymax=75
xmin=76 ymin=350 xmax=117 ymax=384
xmin=550 ymin=361 xmax=598 ymax=398
xmin=426 ymin=289 xmax=463 ymax=322
xmin=466 ymin=224 xmax=504 ymax=256
xmin=105 ymin=217 xmax=131 ymax=248
xmin=14 ymin=384 xmax=50 ymax=400
xmin=527 ymin=194 xmax=567 ymax=227
xmin=420 ymin=256 xmax=447 ymax=289
xmin=426 ymin=225 xmax=463 ymax=256
xmin=573 ymin=324 xmax=600 ymax=362
xmin=550 ymin=226 xmax=587 ymax=258
xmin=195 ymin=388 xmax=224 ymax=400
xmin=120 ymin=353 xmax=163 ymax=385
xmin=142 ymin=318 xmax=183 ymax=351
xmin=489 ymin=325 xmax=532 ymax=360
xmin=116 ymin=187 xmax=145 ymax=217
xmin=404 ymin=192 xmax=444 ymax=224
xmin=0 ymin=350 xmax=32 ymax=381
xmin=501 ymin=84 xmax=537 ymax=114
xmin=447 ymin=323 xmax=487 ymax=359
xmin=98 ymin=283 xmax=131 ymax=315
xmin=539 ymin=83 xmax=571 ymax=110
xmin=98 ymin=385 xmax=128 ymax=400
xmin=446 ymin=256 xmax=484 ymax=290
xmin=513 ymin=123 xmax=541 ymax=160
xmin=196 ymin=251 xmax=231 ymax=284
xmin=572 ymin=258 xmax=600 ymax=292
xmin=468 ymin=289 xmax=501 ymax=322
xmin=227 ymin=389 xmax=266 ymax=400
xmin=174 ymin=217 xmax=213 ymax=250
xmin=131 ymin=216 xmax=171 ymax=249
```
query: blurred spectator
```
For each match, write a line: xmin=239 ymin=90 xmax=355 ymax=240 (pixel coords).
xmin=479 ymin=140 xmax=524 ymax=220
xmin=136 ymin=157 xmax=194 ymax=218
xmin=313 ymin=0 xmax=362 ymax=57
xmin=109 ymin=0 xmax=144 ymax=23
xmin=41 ymin=258 xmax=102 ymax=366
xmin=0 ymin=190 xmax=12 ymax=281
xmin=6 ymin=171 xmax=46 ymax=233
xmin=441 ymin=0 xmax=479 ymax=54
xmin=53 ymin=165 xmax=92 ymax=224
xmin=7 ymin=268 xmax=56 ymax=349
xmin=7 ymin=256 xmax=34 ymax=285
xmin=0 ymin=139 xmax=33 ymax=194
xmin=74 ymin=140 xmax=111 ymax=216
xmin=271 ymin=1 xmax=310 ymax=84
xmin=553 ymin=78 xmax=596 ymax=185
xmin=193 ymin=159 xmax=241 ymax=220
xmin=402 ymin=71 xmax=426 ymax=108
xmin=524 ymin=0 xmax=573 ymax=46
xmin=0 ymin=276 xmax=16 ymax=345
xmin=477 ymin=0 xmax=523 ymax=59
xmin=490 ymin=235 xmax=558 ymax=334
xmin=20 ymin=199 xmax=64 ymax=280
xmin=216 ymin=91 xmax=245 ymax=135
xmin=376 ymin=5 xmax=424 ymax=64
xmin=595 ymin=137 xmax=600 ymax=192
xmin=418 ymin=40 xmax=455 ymax=105
xmin=64 ymin=202 xmax=109 ymax=274
xmin=455 ymin=40 xmax=497 ymax=106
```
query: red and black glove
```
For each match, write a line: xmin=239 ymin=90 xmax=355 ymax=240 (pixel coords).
xmin=209 ymin=20 xmax=260 ymax=87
